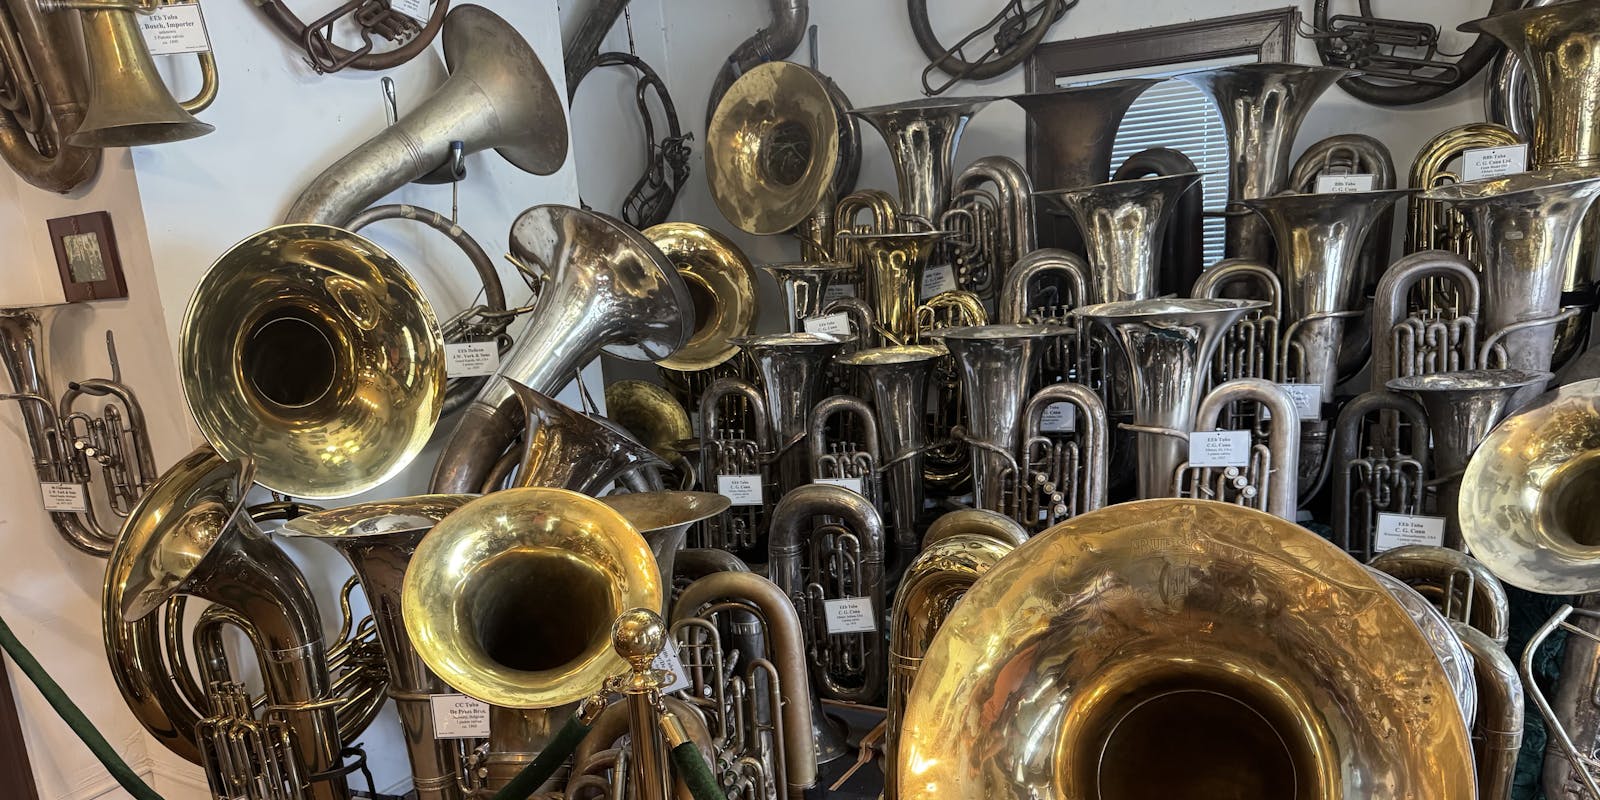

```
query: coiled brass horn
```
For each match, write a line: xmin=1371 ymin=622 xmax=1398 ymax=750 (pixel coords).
xmin=285 ymin=4 xmax=567 ymax=226
xmin=180 ymin=224 xmax=446 ymax=499
xmin=896 ymin=498 xmax=1475 ymax=798
xmin=0 ymin=0 xmax=99 ymax=191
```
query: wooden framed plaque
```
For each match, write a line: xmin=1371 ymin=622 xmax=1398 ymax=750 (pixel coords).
xmin=47 ymin=212 xmax=127 ymax=302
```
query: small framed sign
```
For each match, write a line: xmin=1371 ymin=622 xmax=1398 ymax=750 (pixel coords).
xmin=47 ymin=213 xmax=127 ymax=302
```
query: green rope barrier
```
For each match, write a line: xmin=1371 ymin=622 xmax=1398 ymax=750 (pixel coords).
xmin=0 ymin=613 xmax=165 ymax=800
xmin=668 ymin=740 xmax=723 ymax=800
xmin=489 ymin=712 xmax=592 ymax=800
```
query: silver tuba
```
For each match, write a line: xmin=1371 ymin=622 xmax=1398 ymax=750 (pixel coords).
xmin=944 ymin=155 xmax=1036 ymax=302
xmin=1035 ymin=172 xmax=1200 ymax=304
xmin=0 ymin=307 xmax=155 ymax=556
xmin=697 ymin=376 xmax=773 ymax=556
xmin=934 ymin=324 xmax=1056 ymax=511
xmin=431 ymin=205 xmax=692 ymax=494
xmin=731 ymin=332 xmax=849 ymax=500
xmin=1010 ymin=380 xmax=1108 ymax=531
xmin=848 ymin=97 xmax=996 ymax=224
xmin=1173 ymin=378 xmax=1300 ymax=520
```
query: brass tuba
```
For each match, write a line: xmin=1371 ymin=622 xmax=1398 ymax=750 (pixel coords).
xmin=644 ymin=222 xmax=758 ymax=373
xmin=895 ymin=498 xmax=1475 ymax=798
xmin=402 ymin=488 xmax=662 ymax=795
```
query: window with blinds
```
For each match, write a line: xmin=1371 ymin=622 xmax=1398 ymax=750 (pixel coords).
xmin=1108 ymin=79 xmax=1230 ymax=266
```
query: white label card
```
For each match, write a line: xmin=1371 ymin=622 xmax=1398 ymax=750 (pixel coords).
xmin=1278 ymin=383 xmax=1323 ymax=421
xmin=717 ymin=474 xmax=764 ymax=506
xmin=1039 ymin=402 xmax=1077 ymax=433
xmin=1315 ymin=174 xmax=1375 ymax=193
xmin=814 ymin=477 xmax=864 ymax=494
xmin=40 ymin=482 xmax=88 ymax=513
xmin=824 ymin=283 xmax=856 ymax=302
xmin=823 ymin=597 xmax=877 ymax=634
xmin=920 ymin=263 xmax=956 ymax=300
xmin=652 ymin=639 xmax=690 ymax=694
xmin=802 ymin=313 xmax=852 ymax=337
xmin=1462 ymin=144 xmax=1529 ymax=181
xmin=1374 ymin=513 xmax=1446 ymax=553
xmin=137 ymin=2 xmax=212 ymax=56
xmin=444 ymin=342 xmax=500 ymax=378
xmin=1188 ymin=430 xmax=1251 ymax=468
xmin=388 ymin=0 xmax=433 ymax=25
xmin=429 ymin=694 xmax=491 ymax=739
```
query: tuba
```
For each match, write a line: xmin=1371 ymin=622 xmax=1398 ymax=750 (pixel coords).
xmin=837 ymin=231 xmax=946 ymax=345
xmin=696 ymin=376 xmax=773 ymax=556
xmin=0 ymin=307 xmax=155 ymax=555
xmin=848 ymin=97 xmax=995 ymax=224
xmin=1405 ymin=123 xmax=1523 ymax=257
xmin=599 ymin=490 xmax=730 ymax=611
xmin=0 ymin=0 xmax=98 ymax=191
xmin=280 ymin=495 xmax=476 ymax=800
xmin=895 ymin=498 xmax=1475 ymax=798
xmin=430 ymin=205 xmax=692 ymax=494
xmin=1010 ymin=381 xmax=1107 ymax=531
xmin=944 ymin=155 xmax=1035 ymax=302
xmin=496 ymin=379 xmax=663 ymax=495
xmin=285 ymin=4 xmax=567 ymax=226
xmin=1176 ymin=63 xmax=1349 ymax=260
xmin=1173 ymin=377 xmax=1300 ymax=520
xmin=1035 ymin=173 xmax=1200 ymax=304
xmin=934 ymin=324 xmax=1055 ymax=512
xmin=731 ymin=332 xmax=849 ymax=499
xmin=180 ymin=224 xmax=446 ymax=499
xmin=762 ymin=261 xmax=854 ymax=334
xmin=402 ymin=488 xmax=662 ymax=795
xmin=104 ymin=447 xmax=380 ymax=800
xmin=645 ymin=222 xmax=758 ymax=373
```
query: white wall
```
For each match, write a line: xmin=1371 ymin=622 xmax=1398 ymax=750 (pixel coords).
xmin=1 ymin=0 xmax=581 ymax=795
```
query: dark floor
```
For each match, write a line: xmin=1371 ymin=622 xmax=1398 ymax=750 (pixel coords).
xmin=815 ymin=703 xmax=887 ymax=799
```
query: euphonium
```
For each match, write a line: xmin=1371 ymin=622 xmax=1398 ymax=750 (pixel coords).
xmin=1423 ymin=170 xmax=1600 ymax=408
xmin=670 ymin=571 xmax=822 ymax=797
xmin=885 ymin=528 xmax=1015 ymax=800
xmin=1174 ymin=378 xmax=1299 ymax=520
xmin=1404 ymin=123 xmax=1522 ymax=257
xmin=105 ymin=448 xmax=358 ymax=800
xmin=836 ymin=344 xmax=947 ymax=565
xmin=181 ymin=224 xmax=446 ymax=498
xmin=895 ymin=499 xmax=1474 ymax=798
xmin=767 ymin=483 xmax=886 ymax=704
xmin=402 ymin=488 xmax=662 ymax=795
xmin=1386 ymin=368 xmax=1550 ymax=548
xmin=280 ymin=496 xmax=476 ymax=800
xmin=838 ymin=231 xmax=946 ymax=345
xmin=1177 ymin=63 xmax=1349 ymax=259
xmin=934 ymin=324 xmax=1055 ymax=511
xmin=0 ymin=307 xmax=155 ymax=555
xmin=495 ymin=379 xmax=663 ymax=495
xmin=644 ymin=223 xmax=758 ymax=373
xmin=1076 ymin=298 xmax=1264 ymax=499
xmin=1036 ymin=172 xmax=1200 ymax=303
xmin=431 ymin=205 xmax=692 ymax=494
xmin=1005 ymin=79 xmax=1158 ymax=249
xmin=732 ymin=332 xmax=849 ymax=498
xmin=285 ymin=4 xmax=567 ymax=225
xmin=0 ymin=0 xmax=98 ymax=191
xmin=848 ymin=96 xmax=995 ymax=223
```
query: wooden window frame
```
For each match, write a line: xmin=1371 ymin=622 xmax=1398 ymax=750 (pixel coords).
xmin=1023 ymin=8 xmax=1299 ymax=180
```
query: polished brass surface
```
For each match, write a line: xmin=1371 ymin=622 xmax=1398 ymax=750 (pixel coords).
xmin=1459 ymin=377 xmax=1600 ymax=594
xmin=839 ymin=231 xmax=946 ymax=345
xmin=921 ymin=507 xmax=1028 ymax=549
xmin=1405 ymin=123 xmax=1522 ymax=256
xmin=54 ymin=0 xmax=213 ymax=148
xmin=604 ymin=379 xmax=693 ymax=458
xmin=105 ymin=447 xmax=353 ymax=800
xmin=180 ymin=224 xmax=445 ymax=499
xmin=896 ymin=498 xmax=1475 ymax=799
xmin=644 ymin=223 xmax=757 ymax=372
xmin=286 ymin=4 xmax=566 ymax=225
xmin=706 ymin=61 xmax=844 ymax=235
xmin=1464 ymin=2 xmax=1600 ymax=170
xmin=402 ymin=487 xmax=661 ymax=709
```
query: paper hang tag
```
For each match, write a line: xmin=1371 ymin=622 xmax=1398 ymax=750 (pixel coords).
xmin=919 ymin=264 xmax=956 ymax=300
xmin=824 ymin=283 xmax=856 ymax=302
xmin=814 ymin=476 xmax=864 ymax=494
xmin=1462 ymin=144 xmax=1529 ymax=181
xmin=1315 ymin=174 xmax=1375 ymax=193
xmin=1039 ymin=402 xmax=1077 ymax=433
xmin=823 ymin=597 xmax=877 ymax=634
xmin=445 ymin=342 xmax=500 ymax=378
xmin=429 ymin=694 xmax=491 ymax=739
xmin=802 ymin=312 xmax=852 ymax=337
xmin=1188 ymin=430 xmax=1251 ymax=468
xmin=40 ymin=482 xmax=88 ymax=513
xmin=1374 ymin=513 xmax=1447 ymax=553
xmin=137 ymin=1 xmax=213 ymax=56
xmin=717 ymin=474 xmax=764 ymax=506
xmin=388 ymin=0 xmax=433 ymax=25
xmin=1259 ymin=383 xmax=1323 ymax=422
xmin=652 ymin=639 xmax=691 ymax=694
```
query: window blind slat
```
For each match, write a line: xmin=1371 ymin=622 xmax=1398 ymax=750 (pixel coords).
xmin=1110 ymin=78 xmax=1228 ymax=265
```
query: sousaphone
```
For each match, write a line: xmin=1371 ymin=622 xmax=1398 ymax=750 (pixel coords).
xmin=897 ymin=498 xmax=1474 ymax=798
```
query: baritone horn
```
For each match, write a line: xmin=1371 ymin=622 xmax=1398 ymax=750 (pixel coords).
xmin=286 ymin=3 xmax=567 ymax=225
xmin=896 ymin=498 xmax=1474 ymax=798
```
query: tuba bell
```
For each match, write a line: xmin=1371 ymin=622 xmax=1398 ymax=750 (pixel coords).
xmin=895 ymin=498 xmax=1475 ymax=798
xmin=431 ymin=205 xmax=692 ymax=494
xmin=644 ymin=222 xmax=758 ymax=373
xmin=285 ymin=4 xmax=568 ymax=226
xmin=848 ymin=96 xmax=996 ymax=224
